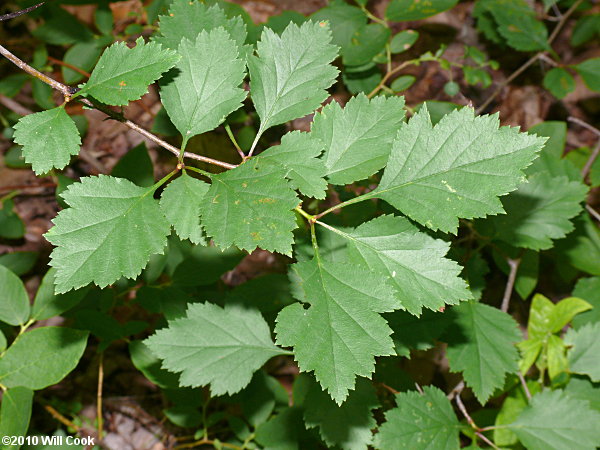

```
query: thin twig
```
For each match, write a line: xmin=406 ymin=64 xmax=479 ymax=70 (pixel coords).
xmin=0 ymin=94 xmax=33 ymax=116
xmin=47 ymin=56 xmax=91 ymax=78
xmin=452 ymin=382 xmax=500 ymax=449
xmin=518 ymin=372 xmax=532 ymax=401
xmin=501 ymin=257 xmax=521 ymax=312
xmin=587 ymin=204 xmax=600 ymax=223
xmin=547 ymin=0 xmax=584 ymax=45
xmin=44 ymin=405 xmax=80 ymax=431
xmin=0 ymin=2 xmax=45 ymax=22
xmin=367 ymin=60 xmax=415 ymax=99
xmin=582 ymin=140 xmax=600 ymax=180
xmin=568 ymin=117 xmax=600 ymax=137
xmin=97 ymin=352 xmax=104 ymax=440
xmin=447 ymin=380 xmax=465 ymax=400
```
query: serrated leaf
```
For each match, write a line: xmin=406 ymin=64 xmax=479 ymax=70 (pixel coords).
xmin=444 ymin=302 xmax=521 ymax=403
xmin=249 ymin=21 xmax=339 ymax=137
xmin=45 ymin=175 xmax=171 ymax=293
xmin=310 ymin=94 xmax=406 ymax=185
xmin=0 ymin=327 xmax=88 ymax=390
xmin=199 ymin=159 xmax=299 ymax=255
xmin=160 ymin=28 xmax=247 ymax=144
xmin=374 ymin=386 xmax=461 ymax=450
xmin=160 ymin=172 xmax=210 ymax=244
xmin=0 ymin=387 xmax=33 ymax=450
xmin=341 ymin=215 xmax=471 ymax=315
xmin=375 ymin=106 xmax=545 ymax=233
xmin=257 ymin=130 xmax=327 ymax=199
xmin=145 ymin=302 xmax=286 ymax=395
xmin=303 ymin=377 xmax=378 ymax=450
xmin=508 ymin=390 xmax=600 ymax=450
xmin=275 ymin=259 xmax=397 ymax=404
xmin=78 ymin=37 xmax=179 ymax=106
xmin=565 ymin=323 xmax=600 ymax=382
xmin=488 ymin=172 xmax=588 ymax=250
xmin=13 ymin=107 xmax=81 ymax=175
xmin=0 ymin=264 xmax=30 ymax=326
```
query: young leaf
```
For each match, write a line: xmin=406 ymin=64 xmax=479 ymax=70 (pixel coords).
xmin=341 ymin=215 xmax=471 ymax=315
xmin=144 ymin=302 xmax=286 ymax=395
xmin=31 ymin=268 xmax=89 ymax=321
xmin=275 ymin=259 xmax=397 ymax=404
xmin=375 ymin=106 xmax=545 ymax=233
xmin=0 ymin=387 xmax=33 ymax=450
xmin=78 ymin=37 xmax=179 ymax=106
xmin=160 ymin=28 xmax=247 ymax=144
xmin=565 ymin=323 xmax=600 ymax=382
xmin=257 ymin=130 xmax=327 ymax=199
xmin=45 ymin=175 xmax=171 ymax=293
xmin=444 ymin=302 xmax=521 ymax=403
xmin=198 ymin=159 xmax=299 ymax=255
xmin=0 ymin=327 xmax=88 ymax=390
xmin=13 ymin=107 xmax=81 ymax=175
xmin=374 ymin=386 xmax=461 ymax=449
xmin=310 ymin=94 xmax=406 ymax=185
xmin=487 ymin=172 xmax=588 ymax=250
xmin=249 ymin=21 xmax=339 ymax=138
xmin=160 ymin=172 xmax=210 ymax=245
xmin=303 ymin=378 xmax=379 ymax=450
xmin=508 ymin=390 xmax=600 ymax=450
xmin=0 ymin=264 xmax=31 ymax=326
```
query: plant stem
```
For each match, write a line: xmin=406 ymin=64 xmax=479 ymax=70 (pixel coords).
xmin=0 ymin=2 xmax=45 ymax=22
xmin=185 ymin=166 xmax=214 ymax=178
xmin=225 ymin=124 xmax=245 ymax=159
xmin=587 ymin=204 xmax=600 ymax=223
xmin=367 ymin=60 xmax=415 ymax=99
xmin=0 ymin=190 xmax=20 ymax=204
xmin=315 ymin=190 xmax=378 ymax=219
xmin=518 ymin=372 xmax=532 ymax=401
xmin=310 ymin=221 xmax=320 ymax=261
xmin=295 ymin=206 xmax=315 ymax=223
xmin=97 ymin=352 xmax=104 ymax=439
xmin=501 ymin=257 xmax=521 ymax=313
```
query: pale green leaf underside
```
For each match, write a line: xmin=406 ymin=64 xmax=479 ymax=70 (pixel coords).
xmin=275 ymin=259 xmax=397 ymax=404
xmin=376 ymin=106 xmax=546 ymax=233
xmin=249 ymin=21 xmax=339 ymax=134
xmin=79 ymin=37 xmax=179 ymax=106
xmin=343 ymin=215 xmax=472 ymax=315
xmin=144 ymin=302 xmax=286 ymax=395
xmin=160 ymin=28 xmax=247 ymax=142
xmin=445 ymin=302 xmax=521 ymax=403
xmin=258 ymin=130 xmax=327 ymax=199
xmin=199 ymin=159 xmax=299 ymax=255
xmin=509 ymin=390 xmax=600 ymax=450
xmin=13 ymin=107 xmax=81 ymax=175
xmin=374 ymin=386 xmax=461 ymax=450
xmin=311 ymin=94 xmax=406 ymax=185
xmin=565 ymin=323 xmax=600 ymax=382
xmin=45 ymin=175 xmax=170 ymax=293
xmin=160 ymin=172 xmax=210 ymax=245
xmin=489 ymin=171 xmax=588 ymax=250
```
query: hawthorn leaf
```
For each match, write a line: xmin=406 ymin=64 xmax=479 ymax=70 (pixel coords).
xmin=257 ymin=130 xmax=327 ymax=199
xmin=340 ymin=215 xmax=471 ymax=315
xmin=310 ymin=94 xmax=406 ymax=185
xmin=0 ymin=265 xmax=30 ymax=326
xmin=387 ymin=309 xmax=452 ymax=357
xmin=572 ymin=277 xmax=600 ymax=329
xmin=160 ymin=28 xmax=247 ymax=144
xmin=508 ymin=390 xmax=600 ymax=450
xmin=565 ymin=323 xmax=600 ymax=382
xmin=13 ymin=107 xmax=81 ymax=175
xmin=444 ymin=302 xmax=521 ymax=403
xmin=199 ymin=159 xmax=299 ymax=255
xmin=375 ymin=106 xmax=545 ymax=233
xmin=0 ymin=387 xmax=33 ymax=450
xmin=303 ymin=377 xmax=379 ymax=450
xmin=488 ymin=172 xmax=587 ymax=250
xmin=374 ymin=386 xmax=461 ymax=450
xmin=275 ymin=259 xmax=397 ymax=404
xmin=249 ymin=21 xmax=339 ymax=137
xmin=78 ymin=37 xmax=179 ymax=106
xmin=45 ymin=175 xmax=171 ymax=293
xmin=144 ymin=302 xmax=286 ymax=395
xmin=160 ymin=172 xmax=210 ymax=244
xmin=0 ymin=327 xmax=88 ymax=390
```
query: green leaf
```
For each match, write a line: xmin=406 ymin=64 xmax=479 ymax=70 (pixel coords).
xmin=387 ymin=309 xmax=452 ymax=357
xmin=0 ymin=265 xmax=30 ymax=326
xmin=233 ymin=371 xmax=288 ymax=428
xmin=343 ymin=24 xmax=390 ymax=67
xmin=565 ymin=323 xmax=600 ymax=382
xmin=508 ymin=389 xmax=600 ymax=450
xmin=129 ymin=340 xmax=180 ymax=389
xmin=62 ymin=40 xmax=104 ymax=84
xmin=160 ymin=172 xmax=210 ymax=245
xmin=387 ymin=0 xmax=458 ymax=21
xmin=376 ymin=106 xmax=545 ymax=233
xmin=572 ymin=277 xmax=600 ymax=329
xmin=547 ymin=296 xmax=592 ymax=333
xmin=390 ymin=30 xmax=419 ymax=53
xmin=31 ymin=268 xmax=89 ymax=321
xmin=0 ymin=252 xmax=37 ymax=276
xmin=390 ymin=75 xmax=416 ymax=93
xmin=199 ymin=159 xmax=299 ymax=255
xmin=564 ymin=376 xmax=600 ymax=412
xmin=0 ymin=327 xmax=88 ymax=390
xmin=571 ymin=14 xmax=600 ymax=46
xmin=555 ymin=213 xmax=600 ymax=276
xmin=527 ymin=121 xmax=580 ymax=181
xmin=257 ymin=130 xmax=327 ymax=199
xmin=374 ymin=386 xmax=461 ymax=449
xmin=78 ymin=37 xmax=179 ymax=106
xmin=255 ymin=407 xmax=312 ymax=449
xmin=574 ymin=58 xmax=600 ymax=92
xmin=145 ymin=302 xmax=286 ymax=395
xmin=303 ymin=377 xmax=378 ymax=450
xmin=171 ymin=245 xmax=244 ymax=287
xmin=0 ymin=387 xmax=34 ymax=449
xmin=310 ymin=94 xmax=406 ymax=185
xmin=311 ymin=1 xmax=367 ymax=60
xmin=111 ymin=142 xmax=155 ymax=187
xmin=543 ymin=68 xmax=575 ymax=99
xmin=494 ymin=381 xmax=541 ymax=446
xmin=45 ymin=175 xmax=171 ymax=293
xmin=275 ymin=259 xmax=396 ymax=404
xmin=249 ymin=21 xmax=339 ymax=136
xmin=13 ymin=107 xmax=81 ymax=175
xmin=0 ymin=199 xmax=25 ymax=239
xmin=488 ymin=172 xmax=588 ymax=250
xmin=160 ymin=28 xmax=247 ymax=144
xmin=444 ymin=302 xmax=521 ymax=403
